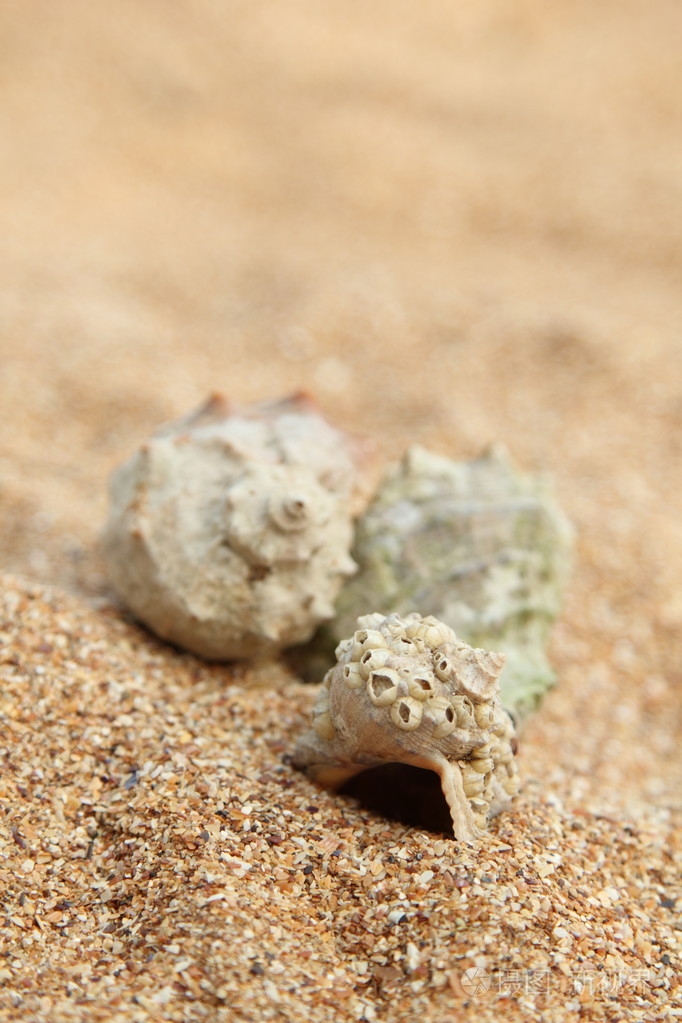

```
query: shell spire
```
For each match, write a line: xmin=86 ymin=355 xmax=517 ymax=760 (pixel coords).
xmin=293 ymin=611 xmax=519 ymax=843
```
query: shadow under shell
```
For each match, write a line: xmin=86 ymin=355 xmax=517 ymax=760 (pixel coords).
xmin=338 ymin=762 xmax=455 ymax=836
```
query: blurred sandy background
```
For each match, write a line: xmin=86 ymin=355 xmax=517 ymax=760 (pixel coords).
xmin=2 ymin=0 xmax=682 ymax=829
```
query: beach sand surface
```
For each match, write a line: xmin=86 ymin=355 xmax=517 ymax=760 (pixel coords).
xmin=1 ymin=2 xmax=680 ymax=1019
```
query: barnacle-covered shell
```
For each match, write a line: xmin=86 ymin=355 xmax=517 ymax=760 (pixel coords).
xmin=293 ymin=612 xmax=519 ymax=843
xmin=328 ymin=445 xmax=573 ymax=722
xmin=101 ymin=393 xmax=377 ymax=659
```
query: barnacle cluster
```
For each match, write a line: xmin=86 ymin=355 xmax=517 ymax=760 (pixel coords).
xmin=294 ymin=611 xmax=519 ymax=843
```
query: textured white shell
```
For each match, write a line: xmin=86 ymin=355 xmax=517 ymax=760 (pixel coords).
xmin=293 ymin=611 xmax=519 ymax=843
xmin=102 ymin=393 xmax=377 ymax=659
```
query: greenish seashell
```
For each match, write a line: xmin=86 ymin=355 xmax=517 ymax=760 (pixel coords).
xmin=327 ymin=444 xmax=574 ymax=724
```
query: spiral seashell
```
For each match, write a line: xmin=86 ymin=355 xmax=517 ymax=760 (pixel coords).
xmin=268 ymin=491 xmax=317 ymax=532
xmin=101 ymin=392 xmax=379 ymax=660
xmin=293 ymin=611 xmax=519 ymax=843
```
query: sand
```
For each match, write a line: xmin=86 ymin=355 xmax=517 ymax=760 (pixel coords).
xmin=1 ymin=1 xmax=680 ymax=1020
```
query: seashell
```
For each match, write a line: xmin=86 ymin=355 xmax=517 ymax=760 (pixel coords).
xmin=327 ymin=443 xmax=573 ymax=723
xmin=293 ymin=611 xmax=519 ymax=843
xmin=101 ymin=393 xmax=378 ymax=660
